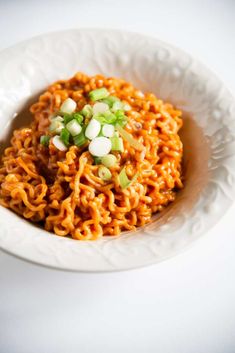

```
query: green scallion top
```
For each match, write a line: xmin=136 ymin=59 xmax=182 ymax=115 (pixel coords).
xmin=89 ymin=88 xmax=109 ymax=102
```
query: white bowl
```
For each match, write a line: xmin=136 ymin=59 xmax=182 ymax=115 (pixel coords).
xmin=0 ymin=29 xmax=235 ymax=272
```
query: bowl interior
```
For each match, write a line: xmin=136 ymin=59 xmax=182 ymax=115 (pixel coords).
xmin=0 ymin=29 xmax=235 ymax=271
xmin=0 ymin=83 xmax=210 ymax=235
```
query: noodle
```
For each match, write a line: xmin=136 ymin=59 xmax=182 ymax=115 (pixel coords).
xmin=0 ymin=73 xmax=183 ymax=240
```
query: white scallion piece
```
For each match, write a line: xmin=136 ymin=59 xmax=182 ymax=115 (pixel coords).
xmin=111 ymin=101 xmax=123 ymax=112
xmin=98 ymin=166 xmax=112 ymax=181
xmin=49 ymin=115 xmax=64 ymax=122
xmin=88 ymin=137 xmax=112 ymax=157
xmin=80 ymin=104 xmax=93 ymax=118
xmin=102 ymin=124 xmax=115 ymax=137
xmin=85 ymin=119 xmax=101 ymax=140
xmin=66 ymin=119 xmax=82 ymax=136
xmin=60 ymin=98 xmax=77 ymax=114
xmin=52 ymin=135 xmax=68 ymax=151
xmin=49 ymin=120 xmax=64 ymax=134
xmin=92 ymin=102 xmax=109 ymax=115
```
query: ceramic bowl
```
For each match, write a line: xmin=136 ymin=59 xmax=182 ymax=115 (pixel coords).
xmin=0 ymin=29 xmax=235 ymax=271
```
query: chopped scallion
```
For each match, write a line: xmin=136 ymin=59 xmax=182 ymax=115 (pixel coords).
xmin=114 ymin=110 xmax=127 ymax=127
xmin=40 ymin=135 xmax=50 ymax=146
xmin=49 ymin=120 xmax=64 ymax=134
xmin=52 ymin=135 xmax=68 ymax=152
xmin=93 ymin=102 xmax=109 ymax=114
xmin=60 ymin=98 xmax=76 ymax=114
xmin=118 ymin=167 xmax=138 ymax=189
xmin=101 ymin=96 xmax=119 ymax=107
xmin=118 ymin=167 xmax=130 ymax=189
xmin=102 ymin=124 xmax=115 ymax=137
xmin=111 ymin=101 xmax=123 ymax=112
xmin=73 ymin=130 xmax=87 ymax=147
xmin=115 ymin=124 xmax=144 ymax=151
xmin=93 ymin=113 xmax=106 ymax=125
xmin=80 ymin=104 xmax=93 ymax=118
xmin=101 ymin=154 xmax=117 ymax=168
xmin=63 ymin=112 xmax=84 ymax=125
xmin=66 ymin=119 xmax=82 ymax=137
xmin=72 ymin=113 xmax=84 ymax=124
xmin=98 ymin=166 xmax=112 ymax=181
xmin=116 ymin=117 xmax=127 ymax=127
xmin=63 ymin=113 xmax=74 ymax=125
xmin=89 ymin=88 xmax=109 ymax=102
xmin=88 ymin=137 xmax=112 ymax=157
xmin=98 ymin=129 xmax=104 ymax=137
xmin=85 ymin=119 xmax=101 ymax=140
xmin=93 ymin=112 xmax=117 ymax=125
xmin=60 ymin=128 xmax=70 ymax=146
xmin=50 ymin=115 xmax=64 ymax=122
xmin=103 ymin=112 xmax=117 ymax=124
xmin=115 ymin=110 xmax=125 ymax=119
xmin=110 ymin=136 xmax=124 ymax=152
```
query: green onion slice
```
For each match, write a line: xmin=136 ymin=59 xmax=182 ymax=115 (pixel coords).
xmin=93 ymin=113 xmax=106 ymax=124
xmin=101 ymin=154 xmax=117 ymax=168
xmin=101 ymin=96 xmax=120 ymax=107
xmin=50 ymin=115 xmax=64 ymax=122
xmin=115 ymin=124 xmax=144 ymax=151
xmin=49 ymin=120 xmax=64 ymax=134
xmin=72 ymin=113 xmax=84 ymax=124
xmin=89 ymin=88 xmax=109 ymax=102
xmin=73 ymin=130 xmax=87 ymax=147
xmin=102 ymin=124 xmax=115 ymax=137
xmin=60 ymin=128 xmax=70 ymax=146
xmin=60 ymin=98 xmax=76 ymax=114
xmin=115 ymin=110 xmax=127 ymax=126
xmin=66 ymin=119 xmax=82 ymax=137
xmin=63 ymin=113 xmax=84 ymax=125
xmin=116 ymin=117 xmax=127 ymax=127
xmin=111 ymin=101 xmax=123 ymax=112
xmin=103 ymin=112 xmax=117 ymax=124
xmin=80 ymin=104 xmax=93 ymax=118
xmin=63 ymin=113 xmax=74 ymax=125
xmin=98 ymin=166 xmax=112 ymax=181
xmin=93 ymin=111 xmax=117 ymax=125
xmin=93 ymin=110 xmax=127 ymax=126
xmin=115 ymin=110 xmax=125 ymax=119
xmin=110 ymin=136 xmax=124 ymax=152
xmin=40 ymin=135 xmax=50 ymax=146
xmin=118 ymin=167 xmax=139 ymax=189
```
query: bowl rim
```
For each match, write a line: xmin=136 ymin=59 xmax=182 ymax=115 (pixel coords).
xmin=0 ymin=27 xmax=235 ymax=272
xmin=2 ymin=26 xmax=235 ymax=97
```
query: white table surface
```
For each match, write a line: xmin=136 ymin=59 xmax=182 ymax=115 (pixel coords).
xmin=0 ymin=1 xmax=235 ymax=352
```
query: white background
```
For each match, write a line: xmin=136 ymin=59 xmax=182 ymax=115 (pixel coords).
xmin=0 ymin=0 xmax=235 ymax=352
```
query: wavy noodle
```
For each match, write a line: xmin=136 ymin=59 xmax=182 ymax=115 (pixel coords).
xmin=0 ymin=73 xmax=183 ymax=240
